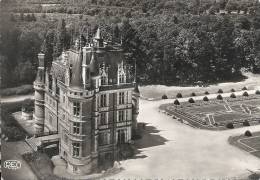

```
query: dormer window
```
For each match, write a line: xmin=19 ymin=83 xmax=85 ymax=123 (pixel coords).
xmin=119 ymin=74 xmax=125 ymax=84
xmin=101 ymin=76 xmax=107 ymax=85
xmin=118 ymin=62 xmax=126 ymax=84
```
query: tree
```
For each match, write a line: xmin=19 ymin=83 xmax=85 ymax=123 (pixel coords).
xmin=53 ymin=19 xmax=67 ymax=58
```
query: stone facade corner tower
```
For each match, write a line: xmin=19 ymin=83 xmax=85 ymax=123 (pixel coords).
xmin=33 ymin=52 xmax=45 ymax=134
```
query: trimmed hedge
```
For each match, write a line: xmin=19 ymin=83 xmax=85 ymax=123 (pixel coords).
xmin=174 ymin=99 xmax=180 ymax=105
xmin=188 ymin=98 xmax=195 ymax=103
xmin=176 ymin=93 xmax=182 ymax=98
xmin=203 ymin=96 xmax=209 ymax=101
xmin=230 ymin=93 xmax=236 ymax=98
xmin=226 ymin=122 xmax=234 ymax=129
xmin=217 ymin=94 xmax=223 ymax=100
xmin=162 ymin=94 xmax=168 ymax=99
xmin=218 ymin=89 xmax=223 ymax=93
xmin=244 ymin=130 xmax=252 ymax=137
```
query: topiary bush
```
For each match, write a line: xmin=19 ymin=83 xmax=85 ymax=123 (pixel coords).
xmin=226 ymin=122 xmax=234 ymax=129
xmin=243 ymin=120 xmax=250 ymax=126
xmin=176 ymin=93 xmax=182 ymax=98
xmin=242 ymin=86 xmax=247 ymax=90
xmin=188 ymin=98 xmax=195 ymax=103
xmin=231 ymin=88 xmax=235 ymax=92
xmin=203 ymin=96 xmax=209 ymax=101
xmin=242 ymin=91 xmax=249 ymax=97
xmin=218 ymin=89 xmax=223 ymax=93
xmin=256 ymin=90 xmax=260 ymax=95
xmin=204 ymin=91 xmax=209 ymax=95
xmin=191 ymin=92 xmax=196 ymax=96
xmin=230 ymin=93 xmax=236 ymax=98
xmin=244 ymin=130 xmax=252 ymax=137
xmin=217 ymin=94 xmax=223 ymax=100
xmin=162 ymin=94 xmax=168 ymax=99
xmin=174 ymin=99 xmax=180 ymax=105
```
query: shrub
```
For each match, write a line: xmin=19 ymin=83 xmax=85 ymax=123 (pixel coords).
xmin=191 ymin=92 xmax=196 ymax=96
xmin=203 ymin=96 xmax=209 ymax=101
xmin=242 ymin=86 xmax=247 ymax=90
xmin=244 ymin=130 xmax=252 ymax=137
xmin=243 ymin=120 xmax=250 ymax=126
xmin=226 ymin=122 xmax=234 ymax=129
xmin=22 ymin=98 xmax=34 ymax=112
xmin=256 ymin=90 xmax=260 ymax=95
xmin=231 ymin=88 xmax=235 ymax=92
xmin=242 ymin=91 xmax=249 ymax=97
xmin=230 ymin=93 xmax=236 ymax=98
xmin=218 ymin=89 xmax=223 ymax=93
xmin=162 ymin=94 xmax=168 ymax=99
xmin=188 ymin=98 xmax=195 ymax=103
xmin=174 ymin=99 xmax=180 ymax=105
xmin=176 ymin=93 xmax=182 ymax=98
xmin=204 ymin=91 xmax=209 ymax=95
xmin=217 ymin=94 xmax=223 ymax=100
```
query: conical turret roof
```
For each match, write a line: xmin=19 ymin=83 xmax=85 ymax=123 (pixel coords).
xmin=89 ymin=51 xmax=99 ymax=76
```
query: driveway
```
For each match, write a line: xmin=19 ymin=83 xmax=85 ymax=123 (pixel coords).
xmin=2 ymin=141 xmax=38 ymax=180
xmin=111 ymin=99 xmax=260 ymax=179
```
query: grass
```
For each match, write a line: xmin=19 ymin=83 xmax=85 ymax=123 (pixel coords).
xmin=229 ymin=131 xmax=260 ymax=159
xmin=0 ymin=84 xmax=33 ymax=96
xmin=1 ymin=100 xmax=33 ymax=141
xmin=22 ymin=151 xmax=63 ymax=180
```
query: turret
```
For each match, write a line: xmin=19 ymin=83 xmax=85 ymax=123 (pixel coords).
xmin=34 ymin=52 xmax=46 ymax=134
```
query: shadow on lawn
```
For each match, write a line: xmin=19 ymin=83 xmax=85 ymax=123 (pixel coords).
xmin=130 ymin=123 xmax=168 ymax=159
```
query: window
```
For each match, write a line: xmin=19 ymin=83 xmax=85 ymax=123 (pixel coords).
xmin=119 ymin=92 xmax=124 ymax=105
xmin=49 ymin=76 xmax=53 ymax=90
xmin=98 ymin=132 xmax=110 ymax=145
xmin=49 ymin=114 xmax=53 ymax=125
xmin=63 ymin=94 xmax=66 ymax=103
xmin=101 ymin=76 xmax=107 ymax=85
xmin=72 ymin=142 xmax=80 ymax=157
xmin=100 ymin=94 xmax=107 ymax=107
xmin=119 ymin=74 xmax=125 ymax=84
xmin=118 ymin=110 xmax=124 ymax=122
xmin=100 ymin=112 xmax=107 ymax=125
xmin=73 ymin=122 xmax=80 ymax=134
xmin=56 ymin=80 xmax=60 ymax=95
xmin=117 ymin=129 xmax=126 ymax=144
xmin=73 ymin=102 xmax=80 ymax=116
xmin=63 ymin=133 xmax=68 ymax=144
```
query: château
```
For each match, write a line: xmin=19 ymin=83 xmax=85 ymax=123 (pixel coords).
xmin=33 ymin=28 xmax=140 ymax=174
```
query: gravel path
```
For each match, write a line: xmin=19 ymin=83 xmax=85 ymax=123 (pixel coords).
xmin=111 ymin=99 xmax=260 ymax=179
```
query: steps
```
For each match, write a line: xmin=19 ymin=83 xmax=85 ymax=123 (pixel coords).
xmin=25 ymin=136 xmax=42 ymax=151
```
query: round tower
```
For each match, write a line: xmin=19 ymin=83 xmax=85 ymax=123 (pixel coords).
xmin=34 ymin=52 xmax=45 ymax=134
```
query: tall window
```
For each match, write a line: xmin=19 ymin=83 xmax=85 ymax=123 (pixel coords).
xmin=73 ymin=102 xmax=80 ymax=116
xmin=72 ymin=142 xmax=80 ymax=157
xmin=49 ymin=76 xmax=53 ymax=90
xmin=56 ymin=80 xmax=60 ymax=95
xmin=119 ymin=92 xmax=124 ymax=105
xmin=101 ymin=76 xmax=107 ymax=85
xmin=119 ymin=74 xmax=125 ymax=84
xmin=98 ymin=132 xmax=110 ymax=145
xmin=49 ymin=114 xmax=53 ymax=125
xmin=100 ymin=112 xmax=107 ymax=125
xmin=117 ymin=129 xmax=125 ymax=144
xmin=63 ymin=131 xmax=68 ymax=144
xmin=73 ymin=122 xmax=80 ymax=134
xmin=100 ymin=94 xmax=107 ymax=107
xmin=118 ymin=110 xmax=124 ymax=122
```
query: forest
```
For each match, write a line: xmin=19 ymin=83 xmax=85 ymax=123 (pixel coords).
xmin=0 ymin=0 xmax=260 ymax=88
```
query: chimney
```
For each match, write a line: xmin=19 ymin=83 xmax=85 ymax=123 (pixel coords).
xmin=38 ymin=52 xmax=45 ymax=68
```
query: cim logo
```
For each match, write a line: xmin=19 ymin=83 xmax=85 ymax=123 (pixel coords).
xmin=4 ymin=160 xmax=22 ymax=170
